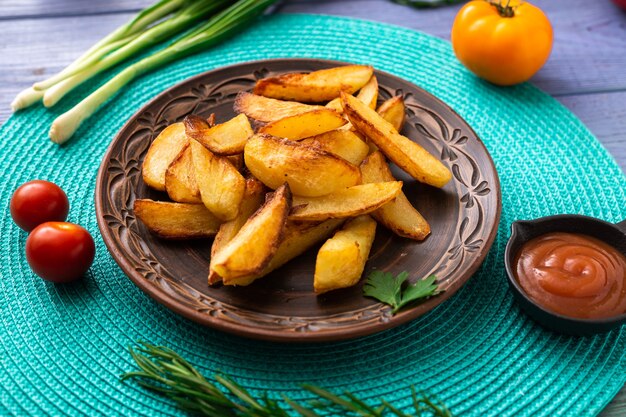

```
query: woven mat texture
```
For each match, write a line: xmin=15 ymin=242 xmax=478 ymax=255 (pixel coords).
xmin=1 ymin=14 xmax=625 ymax=417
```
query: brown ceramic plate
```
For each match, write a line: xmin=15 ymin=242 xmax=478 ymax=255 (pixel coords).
xmin=95 ymin=59 xmax=501 ymax=342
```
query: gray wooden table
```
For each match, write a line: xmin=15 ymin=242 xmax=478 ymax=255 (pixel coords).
xmin=1 ymin=0 xmax=624 ymax=415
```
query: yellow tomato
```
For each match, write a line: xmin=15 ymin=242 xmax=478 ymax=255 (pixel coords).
xmin=451 ymin=0 xmax=553 ymax=86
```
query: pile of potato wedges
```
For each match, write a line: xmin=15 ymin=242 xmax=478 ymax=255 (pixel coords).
xmin=135 ymin=65 xmax=452 ymax=294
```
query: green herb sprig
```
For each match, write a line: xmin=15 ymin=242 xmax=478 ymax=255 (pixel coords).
xmin=363 ymin=271 xmax=439 ymax=314
xmin=122 ymin=342 xmax=453 ymax=417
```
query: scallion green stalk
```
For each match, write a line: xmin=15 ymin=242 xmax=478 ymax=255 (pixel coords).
xmin=50 ymin=0 xmax=277 ymax=144
xmin=33 ymin=0 xmax=190 ymax=91
xmin=41 ymin=0 xmax=231 ymax=108
xmin=11 ymin=0 xmax=189 ymax=111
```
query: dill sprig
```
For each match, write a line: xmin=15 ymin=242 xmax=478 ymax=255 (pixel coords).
xmin=121 ymin=342 xmax=453 ymax=416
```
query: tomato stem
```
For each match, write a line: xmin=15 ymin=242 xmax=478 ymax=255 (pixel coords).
xmin=487 ymin=0 xmax=517 ymax=18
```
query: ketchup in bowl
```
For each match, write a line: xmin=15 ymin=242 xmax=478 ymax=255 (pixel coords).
xmin=514 ymin=232 xmax=626 ymax=319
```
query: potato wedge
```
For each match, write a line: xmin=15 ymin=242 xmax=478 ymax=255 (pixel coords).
xmin=342 ymin=93 xmax=452 ymax=188
xmin=133 ymin=199 xmax=221 ymax=239
xmin=226 ymin=153 xmax=244 ymax=171
xmin=325 ymin=97 xmax=343 ymax=113
xmin=356 ymin=75 xmax=378 ymax=109
xmin=314 ymin=215 xmax=377 ymax=294
xmin=211 ymin=184 xmax=291 ymax=282
xmin=208 ymin=178 xmax=266 ymax=285
xmin=258 ymin=109 xmax=346 ymax=140
xmin=142 ymin=123 xmax=188 ymax=191
xmin=225 ymin=219 xmax=344 ymax=286
xmin=254 ymin=65 xmax=374 ymax=102
xmin=184 ymin=113 xmax=253 ymax=156
xmin=164 ymin=144 xmax=201 ymax=204
xmin=377 ymin=96 xmax=406 ymax=132
xmin=290 ymin=182 xmax=402 ymax=221
xmin=361 ymin=151 xmax=430 ymax=240
xmin=244 ymin=134 xmax=361 ymax=197
xmin=234 ymin=92 xmax=324 ymax=123
xmin=299 ymin=129 xmax=369 ymax=165
xmin=190 ymin=140 xmax=245 ymax=221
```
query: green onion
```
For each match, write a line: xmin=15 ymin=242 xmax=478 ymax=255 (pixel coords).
xmin=50 ymin=0 xmax=277 ymax=144
xmin=39 ymin=0 xmax=231 ymax=107
xmin=11 ymin=0 xmax=189 ymax=111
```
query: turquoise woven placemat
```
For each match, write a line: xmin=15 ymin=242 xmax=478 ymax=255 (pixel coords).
xmin=1 ymin=14 xmax=625 ymax=416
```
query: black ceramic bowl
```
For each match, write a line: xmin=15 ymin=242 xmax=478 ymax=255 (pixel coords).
xmin=504 ymin=214 xmax=626 ymax=336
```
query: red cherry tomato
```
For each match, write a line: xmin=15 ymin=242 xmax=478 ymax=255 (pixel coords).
xmin=10 ymin=180 xmax=69 ymax=232
xmin=26 ymin=222 xmax=95 ymax=283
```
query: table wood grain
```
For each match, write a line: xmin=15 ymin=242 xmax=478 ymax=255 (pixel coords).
xmin=0 ymin=1 xmax=624 ymax=415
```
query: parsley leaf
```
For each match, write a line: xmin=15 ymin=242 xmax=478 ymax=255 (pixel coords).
xmin=363 ymin=271 xmax=439 ymax=314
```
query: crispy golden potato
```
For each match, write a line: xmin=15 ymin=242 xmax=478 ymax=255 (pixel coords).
xmin=361 ymin=151 xmax=430 ymax=240
xmin=377 ymin=96 xmax=406 ymax=132
xmin=142 ymin=123 xmax=188 ymax=191
xmin=258 ymin=109 xmax=346 ymax=140
xmin=190 ymin=140 xmax=245 ymax=221
xmin=212 ymin=184 xmax=291 ymax=283
xmin=299 ymin=129 xmax=369 ymax=165
xmin=253 ymin=65 xmax=374 ymax=102
xmin=325 ymin=97 xmax=343 ymax=113
xmin=225 ymin=219 xmax=344 ymax=286
xmin=164 ymin=144 xmax=201 ymax=204
xmin=184 ymin=113 xmax=253 ymax=156
xmin=244 ymin=134 xmax=361 ymax=197
xmin=290 ymin=182 xmax=402 ymax=221
xmin=314 ymin=215 xmax=377 ymax=294
xmin=234 ymin=92 xmax=324 ymax=123
xmin=133 ymin=199 xmax=221 ymax=239
xmin=342 ymin=93 xmax=452 ymax=188
xmin=356 ymin=75 xmax=378 ymax=109
xmin=226 ymin=153 xmax=244 ymax=171
xmin=209 ymin=178 xmax=266 ymax=285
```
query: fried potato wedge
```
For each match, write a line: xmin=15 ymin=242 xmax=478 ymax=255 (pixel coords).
xmin=208 ymin=178 xmax=266 ymax=285
xmin=184 ymin=113 xmax=253 ymax=156
xmin=211 ymin=184 xmax=291 ymax=282
xmin=142 ymin=123 xmax=188 ymax=191
xmin=299 ymin=129 xmax=369 ymax=165
xmin=253 ymin=65 xmax=374 ymax=102
xmin=225 ymin=219 xmax=344 ymax=286
xmin=258 ymin=109 xmax=346 ymax=140
xmin=342 ymin=93 xmax=452 ymax=188
xmin=244 ymin=134 xmax=361 ymax=197
xmin=361 ymin=151 xmax=430 ymax=240
xmin=356 ymin=75 xmax=378 ymax=109
xmin=234 ymin=92 xmax=324 ymax=123
xmin=134 ymin=199 xmax=221 ymax=239
xmin=290 ymin=181 xmax=402 ymax=221
xmin=164 ymin=144 xmax=201 ymax=204
xmin=314 ymin=215 xmax=377 ymax=294
xmin=190 ymin=140 xmax=245 ymax=221
xmin=377 ymin=96 xmax=406 ymax=132
xmin=325 ymin=97 xmax=343 ymax=113
xmin=226 ymin=153 xmax=244 ymax=171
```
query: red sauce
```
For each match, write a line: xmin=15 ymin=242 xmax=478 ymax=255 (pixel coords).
xmin=514 ymin=232 xmax=626 ymax=319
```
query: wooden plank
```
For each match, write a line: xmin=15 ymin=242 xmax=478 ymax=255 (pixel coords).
xmin=1 ymin=9 xmax=624 ymax=173
xmin=0 ymin=0 xmax=150 ymax=18
xmin=281 ymin=0 xmax=626 ymax=96
xmin=1 ymin=1 xmax=625 ymax=96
